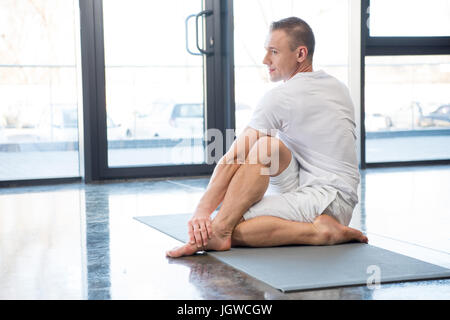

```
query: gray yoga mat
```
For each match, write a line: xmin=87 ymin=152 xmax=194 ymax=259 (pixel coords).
xmin=135 ymin=213 xmax=450 ymax=292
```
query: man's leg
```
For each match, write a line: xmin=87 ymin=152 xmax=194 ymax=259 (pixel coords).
xmin=205 ymin=136 xmax=366 ymax=247
xmin=166 ymin=135 xmax=291 ymax=257
xmin=166 ymin=136 xmax=367 ymax=257
xmin=213 ymin=135 xmax=297 ymax=230
xmin=231 ymin=215 xmax=368 ymax=247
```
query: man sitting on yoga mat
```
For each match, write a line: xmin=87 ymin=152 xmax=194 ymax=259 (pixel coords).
xmin=167 ymin=17 xmax=368 ymax=258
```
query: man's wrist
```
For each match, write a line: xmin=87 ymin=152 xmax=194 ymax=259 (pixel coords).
xmin=194 ymin=206 xmax=213 ymax=216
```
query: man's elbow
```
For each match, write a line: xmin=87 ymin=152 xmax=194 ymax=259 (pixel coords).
xmin=218 ymin=153 xmax=238 ymax=166
xmin=219 ymin=127 xmax=262 ymax=165
xmin=219 ymin=148 xmax=245 ymax=166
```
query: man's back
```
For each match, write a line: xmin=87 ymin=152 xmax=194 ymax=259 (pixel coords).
xmin=248 ymin=70 xmax=360 ymax=207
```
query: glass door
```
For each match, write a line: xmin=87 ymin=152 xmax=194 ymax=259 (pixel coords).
xmin=102 ymin=0 xmax=208 ymax=168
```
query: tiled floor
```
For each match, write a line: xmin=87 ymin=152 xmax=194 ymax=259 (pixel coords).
xmin=0 ymin=166 xmax=449 ymax=299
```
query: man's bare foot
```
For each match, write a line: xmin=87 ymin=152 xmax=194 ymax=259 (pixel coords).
xmin=313 ymin=214 xmax=369 ymax=245
xmin=166 ymin=228 xmax=231 ymax=258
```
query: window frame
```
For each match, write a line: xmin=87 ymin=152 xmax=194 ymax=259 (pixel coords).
xmin=1 ymin=0 xmax=235 ymax=186
xmin=6 ymin=0 xmax=450 ymax=186
xmin=79 ymin=0 xmax=235 ymax=182
xmin=361 ymin=0 xmax=450 ymax=169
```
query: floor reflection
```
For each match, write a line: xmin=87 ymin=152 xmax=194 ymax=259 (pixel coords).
xmin=1 ymin=166 xmax=449 ymax=299
xmin=167 ymin=255 xmax=267 ymax=299
xmin=85 ymin=188 xmax=111 ymax=300
xmin=0 ymin=185 xmax=85 ymax=299
xmin=361 ymin=166 xmax=450 ymax=254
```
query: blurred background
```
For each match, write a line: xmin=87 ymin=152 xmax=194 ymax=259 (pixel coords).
xmin=0 ymin=0 xmax=449 ymax=180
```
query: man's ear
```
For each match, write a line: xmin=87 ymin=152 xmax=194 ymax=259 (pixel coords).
xmin=297 ymin=46 xmax=308 ymax=63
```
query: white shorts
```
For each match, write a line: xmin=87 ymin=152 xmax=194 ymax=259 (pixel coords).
xmin=242 ymin=154 xmax=354 ymax=226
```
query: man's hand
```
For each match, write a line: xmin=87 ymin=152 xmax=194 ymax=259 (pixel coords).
xmin=185 ymin=128 xmax=263 ymax=249
xmin=188 ymin=212 xmax=213 ymax=248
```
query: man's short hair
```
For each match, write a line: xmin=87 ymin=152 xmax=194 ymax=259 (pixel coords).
xmin=270 ymin=17 xmax=315 ymax=62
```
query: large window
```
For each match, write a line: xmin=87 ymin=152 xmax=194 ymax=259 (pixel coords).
xmin=363 ymin=0 xmax=450 ymax=166
xmin=1 ymin=0 xmax=227 ymax=183
xmin=79 ymin=0 xmax=230 ymax=181
xmin=365 ymin=55 xmax=450 ymax=162
xmin=102 ymin=0 xmax=206 ymax=167
xmin=4 ymin=1 xmax=448 ymax=184
xmin=369 ymin=0 xmax=450 ymax=37
xmin=0 ymin=0 xmax=81 ymax=181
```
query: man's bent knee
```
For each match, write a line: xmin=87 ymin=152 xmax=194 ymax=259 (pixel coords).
xmin=246 ymin=136 xmax=292 ymax=176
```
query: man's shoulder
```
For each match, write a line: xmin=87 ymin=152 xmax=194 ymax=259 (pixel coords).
xmin=316 ymin=71 xmax=350 ymax=92
xmin=261 ymin=84 xmax=288 ymax=104
xmin=291 ymin=70 xmax=347 ymax=88
xmin=266 ymin=83 xmax=287 ymax=95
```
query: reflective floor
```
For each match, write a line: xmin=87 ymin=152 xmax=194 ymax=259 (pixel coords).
xmin=0 ymin=166 xmax=449 ymax=299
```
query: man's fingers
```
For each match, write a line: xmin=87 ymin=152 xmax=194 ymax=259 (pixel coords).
xmin=188 ymin=230 xmax=195 ymax=244
xmin=193 ymin=224 xmax=203 ymax=248
xmin=199 ymin=225 xmax=208 ymax=247
xmin=188 ymin=218 xmax=212 ymax=247
xmin=206 ymin=220 xmax=213 ymax=239
xmin=188 ymin=222 xmax=195 ymax=244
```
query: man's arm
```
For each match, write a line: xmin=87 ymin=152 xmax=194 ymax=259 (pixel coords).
xmin=188 ymin=127 xmax=264 ymax=246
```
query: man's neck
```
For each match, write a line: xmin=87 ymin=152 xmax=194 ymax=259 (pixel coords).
xmin=286 ymin=62 xmax=313 ymax=81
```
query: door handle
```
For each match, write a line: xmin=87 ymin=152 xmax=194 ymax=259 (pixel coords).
xmin=195 ymin=10 xmax=213 ymax=56
xmin=185 ymin=10 xmax=213 ymax=56
xmin=185 ymin=14 xmax=201 ymax=56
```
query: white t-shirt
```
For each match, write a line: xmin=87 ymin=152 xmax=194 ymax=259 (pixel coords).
xmin=247 ymin=70 xmax=360 ymax=207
